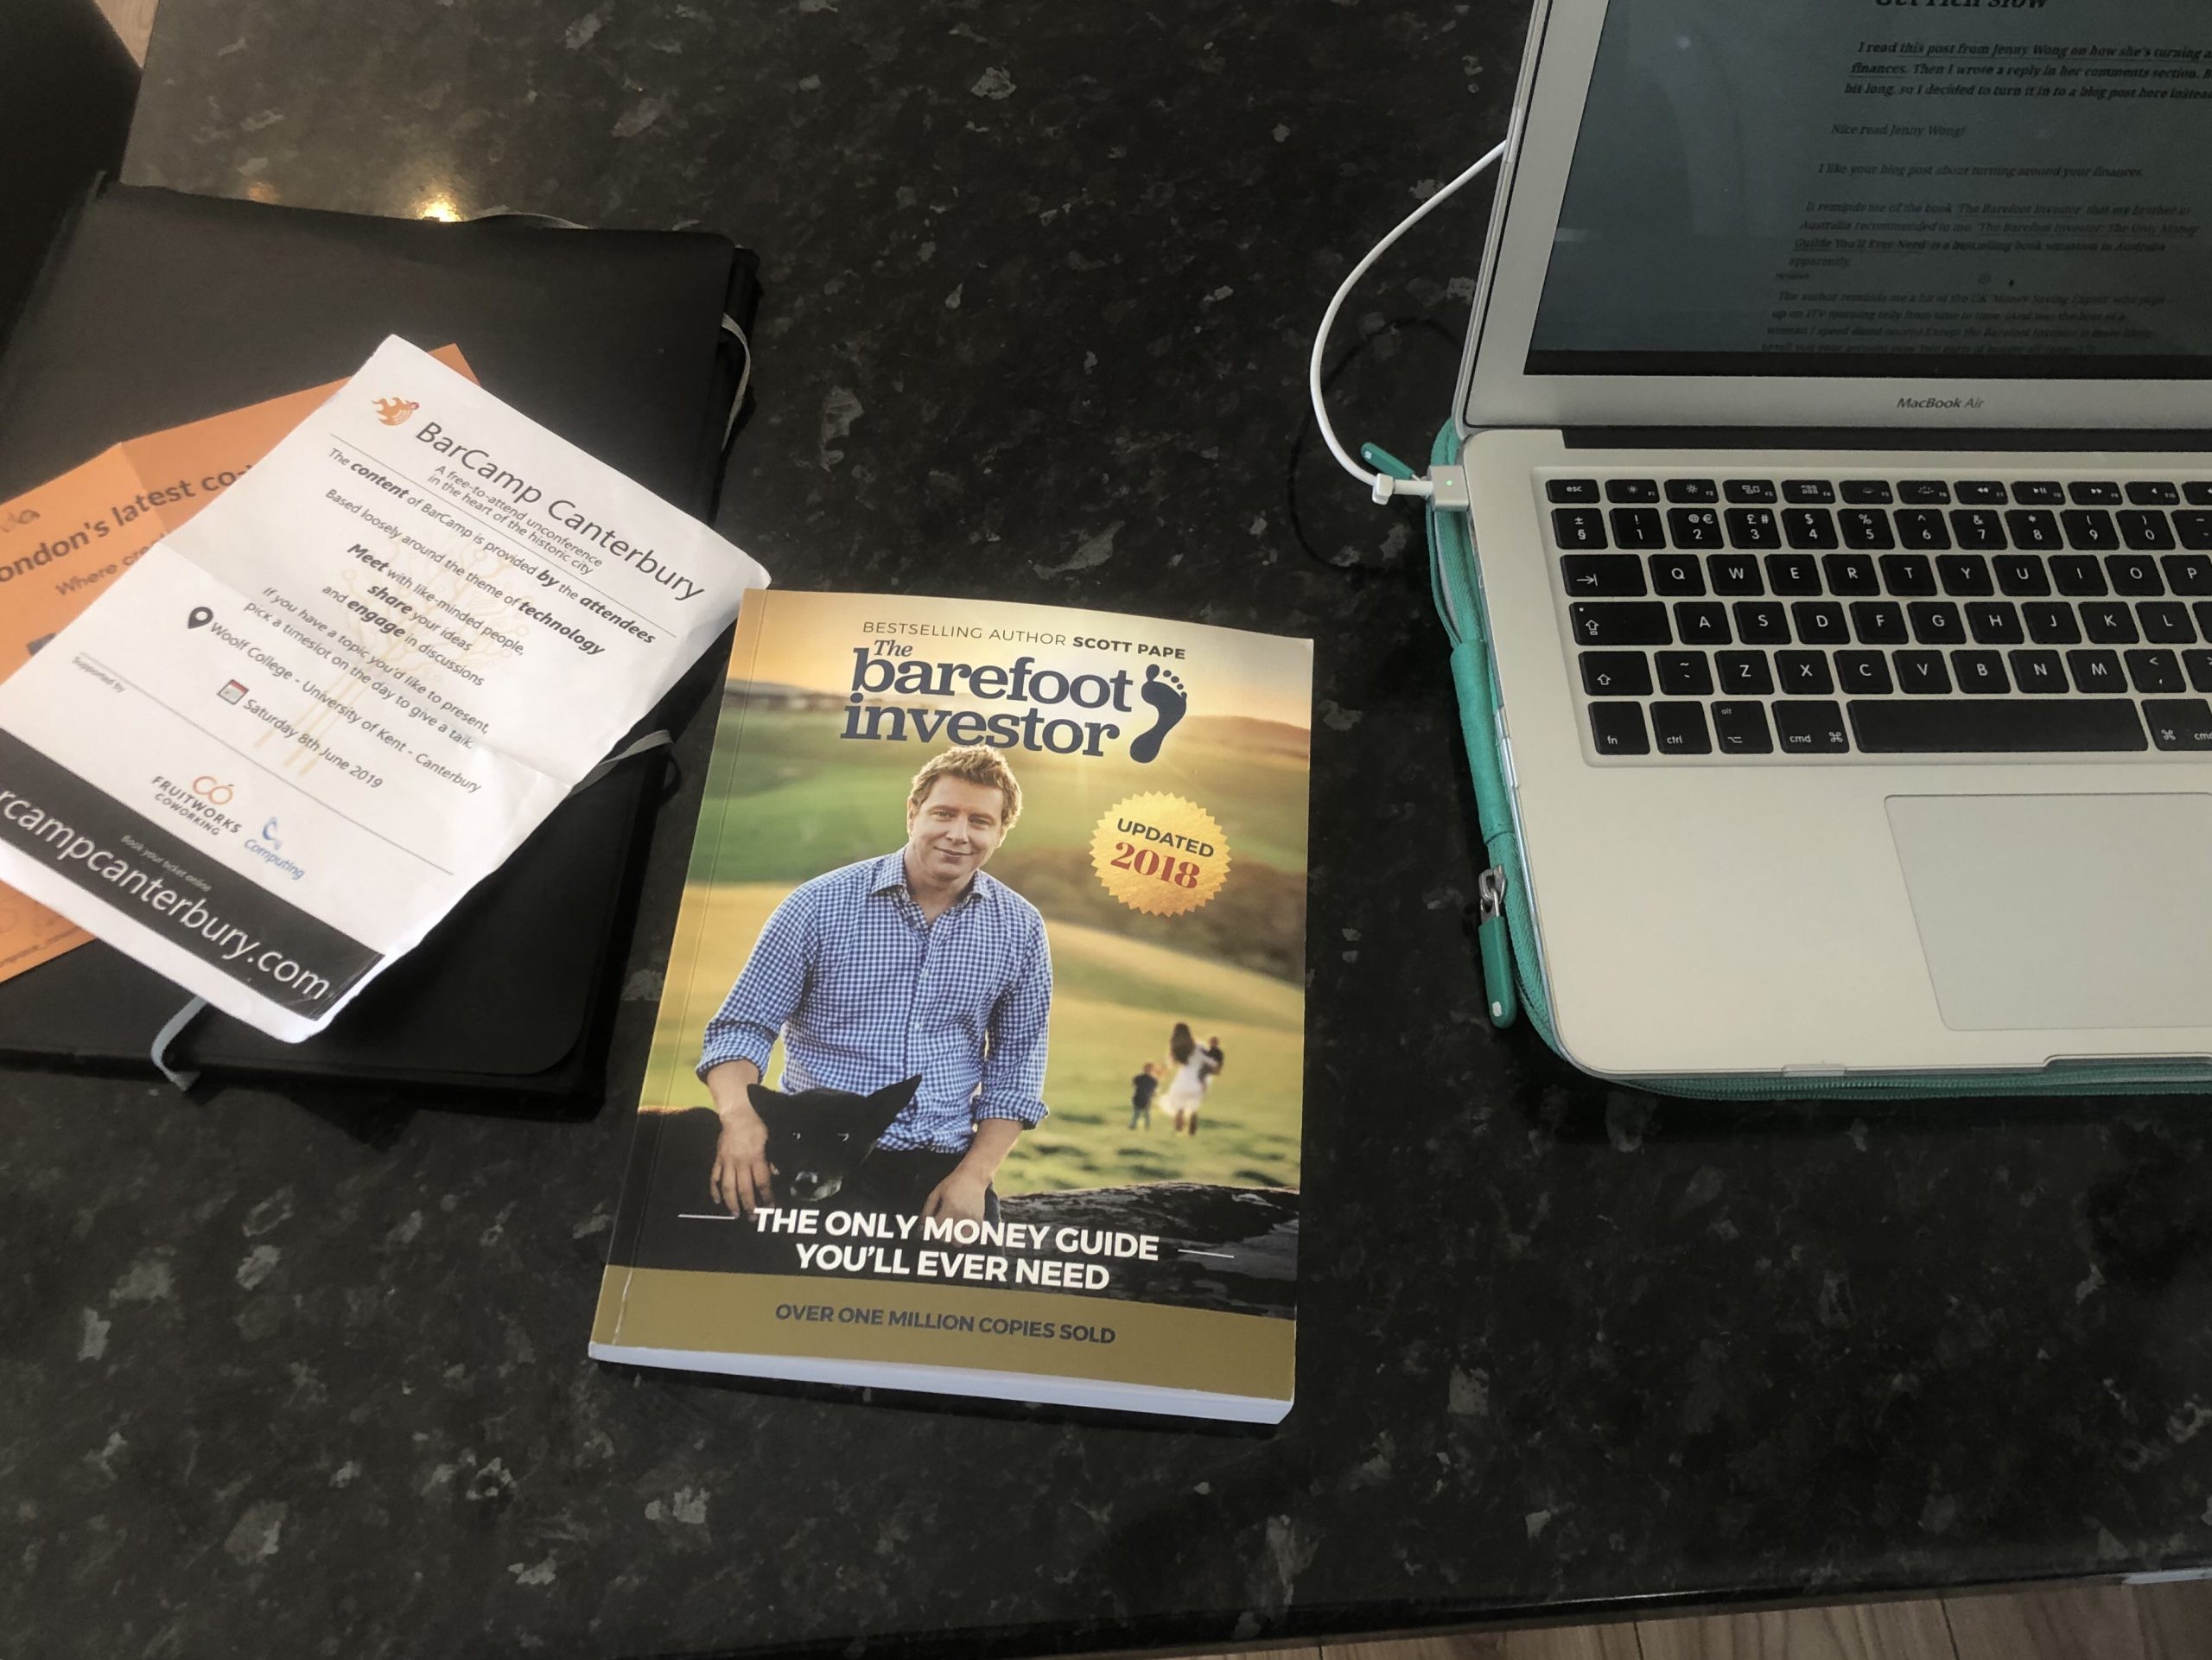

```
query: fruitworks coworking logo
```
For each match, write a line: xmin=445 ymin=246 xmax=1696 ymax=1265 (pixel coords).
xmin=373 ymin=396 xmax=421 ymax=427
xmin=149 ymin=773 xmax=244 ymax=840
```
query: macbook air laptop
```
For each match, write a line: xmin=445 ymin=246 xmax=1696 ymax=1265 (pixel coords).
xmin=1442 ymin=0 xmax=2212 ymax=1080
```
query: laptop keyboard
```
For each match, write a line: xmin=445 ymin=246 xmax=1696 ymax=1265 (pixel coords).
xmin=1545 ymin=472 xmax=2212 ymax=760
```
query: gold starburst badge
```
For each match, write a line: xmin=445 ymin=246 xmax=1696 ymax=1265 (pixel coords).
xmin=1090 ymin=792 xmax=1230 ymax=917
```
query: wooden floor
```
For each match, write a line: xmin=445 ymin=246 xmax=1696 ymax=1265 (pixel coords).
xmin=69 ymin=3 xmax=2212 ymax=1657
xmin=1160 ymin=1579 xmax=2212 ymax=1660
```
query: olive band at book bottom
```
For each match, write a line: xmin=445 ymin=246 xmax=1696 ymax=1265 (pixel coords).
xmin=593 ymin=1268 xmax=1295 ymax=1397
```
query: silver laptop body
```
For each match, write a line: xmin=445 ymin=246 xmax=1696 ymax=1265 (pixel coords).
xmin=1448 ymin=0 xmax=2212 ymax=1080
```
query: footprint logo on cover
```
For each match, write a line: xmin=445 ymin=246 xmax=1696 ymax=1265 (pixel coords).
xmin=1129 ymin=665 xmax=1187 ymax=764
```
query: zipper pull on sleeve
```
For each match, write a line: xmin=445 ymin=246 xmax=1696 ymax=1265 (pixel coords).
xmin=1476 ymin=864 xmax=1519 ymax=1029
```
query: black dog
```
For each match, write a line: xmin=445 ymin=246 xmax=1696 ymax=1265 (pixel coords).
xmin=747 ymin=1076 xmax=919 ymax=1205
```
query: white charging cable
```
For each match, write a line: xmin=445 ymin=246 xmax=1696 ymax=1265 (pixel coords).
xmin=1307 ymin=139 xmax=1507 ymax=503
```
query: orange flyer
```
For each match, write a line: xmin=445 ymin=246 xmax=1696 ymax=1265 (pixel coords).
xmin=0 ymin=344 xmax=474 ymax=985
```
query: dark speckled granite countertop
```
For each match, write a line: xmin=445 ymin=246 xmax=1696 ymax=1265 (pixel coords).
xmin=5 ymin=2 xmax=2212 ymax=1656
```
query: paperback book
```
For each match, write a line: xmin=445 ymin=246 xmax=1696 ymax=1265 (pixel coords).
xmin=591 ymin=589 xmax=1312 ymax=1421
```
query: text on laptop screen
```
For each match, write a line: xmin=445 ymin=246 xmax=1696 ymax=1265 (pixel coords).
xmin=1527 ymin=0 xmax=2212 ymax=378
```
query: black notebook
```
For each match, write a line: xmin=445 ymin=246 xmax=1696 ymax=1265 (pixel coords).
xmin=0 ymin=183 xmax=760 ymax=1097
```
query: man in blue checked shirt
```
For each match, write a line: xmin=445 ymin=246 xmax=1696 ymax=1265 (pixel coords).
xmin=701 ymin=745 xmax=1052 ymax=1224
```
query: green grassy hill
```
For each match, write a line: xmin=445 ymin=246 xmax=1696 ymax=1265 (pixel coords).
xmin=683 ymin=705 xmax=1312 ymax=978
xmin=642 ymin=882 xmax=1304 ymax=1194
xmin=696 ymin=705 xmax=1311 ymax=882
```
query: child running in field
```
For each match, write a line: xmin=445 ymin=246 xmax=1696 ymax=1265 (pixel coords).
xmin=1128 ymin=1061 xmax=1160 ymax=1130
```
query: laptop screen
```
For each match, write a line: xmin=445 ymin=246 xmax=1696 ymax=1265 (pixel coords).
xmin=1526 ymin=0 xmax=2212 ymax=379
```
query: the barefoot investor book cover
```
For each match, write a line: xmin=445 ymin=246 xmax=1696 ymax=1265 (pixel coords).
xmin=590 ymin=590 xmax=1311 ymax=1422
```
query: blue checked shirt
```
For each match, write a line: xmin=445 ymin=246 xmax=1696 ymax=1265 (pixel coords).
xmin=698 ymin=852 xmax=1052 ymax=1152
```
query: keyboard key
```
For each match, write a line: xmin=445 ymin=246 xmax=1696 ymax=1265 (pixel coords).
xmin=2069 ymin=480 xmax=2121 ymax=506
xmin=2051 ymin=555 xmax=2107 ymax=596
xmin=1709 ymin=554 xmax=1764 ymax=595
xmin=1878 ymin=553 xmax=1937 ymax=596
xmin=1570 ymin=601 xmax=1669 ymax=646
xmin=1610 ymin=507 xmax=1666 ymax=549
xmin=2082 ymin=601 xmax=2139 ymax=644
xmin=2012 ymin=481 xmax=2065 ymax=506
xmin=1993 ymin=555 xmax=2052 ymax=596
xmin=1777 ymin=651 xmax=1834 ymax=695
xmin=1849 ymin=600 xmax=1909 ymax=644
xmin=2067 ymin=648 xmax=2126 ymax=691
xmin=1897 ymin=509 xmax=1952 ymax=551
xmin=1724 ymin=480 xmax=1778 ymax=504
xmin=1650 ymin=554 xmax=1707 ymax=595
xmin=1955 ymin=481 xmax=2008 ymax=505
xmin=1840 ymin=480 xmax=1893 ymax=505
xmin=1849 ymin=698 xmax=2145 ymax=754
xmin=1783 ymin=479 xmax=1835 ymax=504
xmin=1656 ymin=651 xmax=1714 ymax=696
xmin=1908 ymin=601 xmax=1965 ymax=646
xmin=2127 ymin=481 xmax=2179 ymax=506
xmin=1966 ymin=601 xmax=2024 ymax=645
xmin=1821 ymin=553 xmax=1879 ymax=595
xmin=1936 ymin=554 xmax=1994 ymax=596
xmin=2063 ymin=508 xmax=2119 ymax=550
xmin=1717 ymin=652 xmax=1775 ymax=696
xmin=2139 ymin=601 xmax=2195 ymax=644
xmin=1650 ymin=701 xmax=1713 ymax=754
xmin=1733 ymin=601 xmax=1790 ymax=644
xmin=2179 ymin=512 xmax=2212 ymax=550
xmin=2120 ymin=512 xmax=2176 ymax=551
xmin=1553 ymin=507 xmax=1608 ymax=550
xmin=1669 ymin=506 xmax=1723 ymax=548
xmin=1580 ymin=652 xmax=1653 ymax=697
xmin=2107 ymin=555 xmax=2165 ymax=596
xmin=1840 ymin=509 xmax=1895 ymax=550
xmin=1791 ymin=601 xmax=1848 ymax=646
xmin=1666 ymin=479 xmax=1719 ymax=503
xmin=1726 ymin=507 xmax=1782 ymax=549
xmin=1898 ymin=480 xmax=1951 ymax=506
xmin=1605 ymin=478 xmax=1660 ymax=503
xmin=1952 ymin=650 xmax=2009 ymax=694
xmin=1837 ymin=651 xmax=1892 ymax=694
xmin=2161 ymin=553 xmax=2212 ymax=594
xmin=1774 ymin=700 xmax=1850 ymax=754
xmin=1765 ymin=553 xmax=1823 ymax=595
xmin=1950 ymin=509 xmax=2007 ymax=550
xmin=1712 ymin=701 xmax=1774 ymax=755
xmin=2008 ymin=649 xmax=2065 ymax=692
xmin=1895 ymin=651 xmax=1952 ymax=694
xmin=2144 ymin=698 xmax=2212 ymax=751
xmin=2127 ymin=648 xmax=2184 ymax=694
xmin=1588 ymin=702 xmax=1649 ymax=755
xmin=2024 ymin=602 xmax=2082 ymax=645
xmin=1547 ymin=479 xmax=1600 ymax=504
xmin=2006 ymin=508 xmax=2063 ymax=550
xmin=2186 ymin=483 xmax=2212 ymax=506
xmin=1674 ymin=601 xmax=1731 ymax=645
xmin=2187 ymin=650 xmax=2212 ymax=693
xmin=1783 ymin=508 xmax=1840 ymax=550
xmin=1560 ymin=555 xmax=1646 ymax=596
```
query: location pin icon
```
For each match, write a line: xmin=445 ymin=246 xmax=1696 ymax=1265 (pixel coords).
xmin=187 ymin=607 xmax=213 ymax=630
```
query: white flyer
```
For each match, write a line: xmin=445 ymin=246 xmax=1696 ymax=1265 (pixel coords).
xmin=0 ymin=337 xmax=768 ymax=1040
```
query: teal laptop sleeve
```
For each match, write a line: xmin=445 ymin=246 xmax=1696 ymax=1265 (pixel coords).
xmin=1413 ymin=423 xmax=2212 ymax=1101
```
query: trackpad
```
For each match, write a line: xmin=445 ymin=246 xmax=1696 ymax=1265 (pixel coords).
xmin=1887 ymin=793 xmax=2212 ymax=1032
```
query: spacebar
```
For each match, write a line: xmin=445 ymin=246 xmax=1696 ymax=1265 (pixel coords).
xmin=1849 ymin=699 xmax=2147 ymax=754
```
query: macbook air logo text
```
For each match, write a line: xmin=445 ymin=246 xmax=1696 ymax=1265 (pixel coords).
xmin=1897 ymin=395 xmax=1986 ymax=411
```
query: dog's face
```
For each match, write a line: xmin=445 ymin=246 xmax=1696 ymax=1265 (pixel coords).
xmin=748 ymin=1077 xmax=919 ymax=1204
